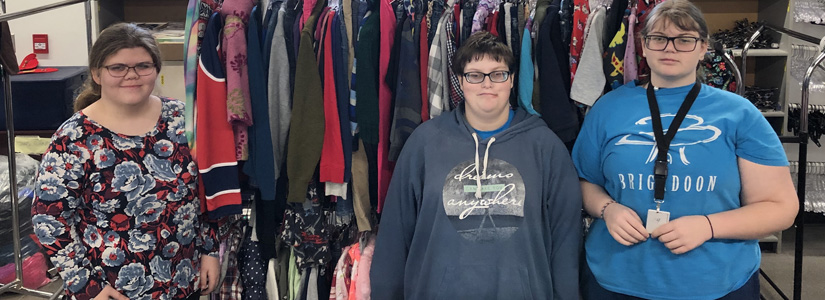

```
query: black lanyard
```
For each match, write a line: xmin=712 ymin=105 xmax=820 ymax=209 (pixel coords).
xmin=646 ymin=82 xmax=702 ymax=206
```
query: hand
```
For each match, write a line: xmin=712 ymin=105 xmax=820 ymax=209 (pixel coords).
xmin=651 ymin=215 xmax=713 ymax=255
xmin=602 ymin=202 xmax=648 ymax=246
xmin=199 ymin=255 xmax=220 ymax=294
xmin=93 ymin=285 xmax=128 ymax=300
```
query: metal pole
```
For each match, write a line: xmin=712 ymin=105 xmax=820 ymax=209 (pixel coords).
xmin=1 ymin=64 xmax=23 ymax=288
xmin=85 ymin=0 xmax=92 ymax=52
xmin=0 ymin=1 xmax=88 ymax=298
xmin=739 ymin=25 xmax=763 ymax=96
xmin=0 ymin=0 xmax=87 ymax=23
xmin=794 ymin=48 xmax=825 ymax=300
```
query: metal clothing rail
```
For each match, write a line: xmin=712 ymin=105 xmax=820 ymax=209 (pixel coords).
xmin=741 ymin=24 xmax=825 ymax=95
xmin=743 ymin=23 xmax=825 ymax=300
xmin=0 ymin=0 xmax=90 ymax=299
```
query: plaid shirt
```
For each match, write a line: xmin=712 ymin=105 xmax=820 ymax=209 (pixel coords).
xmin=445 ymin=15 xmax=465 ymax=109
xmin=216 ymin=220 xmax=245 ymax=300
xmin=427 ymin=11 xmax=447 ymax=119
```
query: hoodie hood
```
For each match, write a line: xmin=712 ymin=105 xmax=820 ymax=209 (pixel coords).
xmin=451 ymin=105 xmax=547 ymax=198
xmin=451 ymin=104 xmax=547 ymax=144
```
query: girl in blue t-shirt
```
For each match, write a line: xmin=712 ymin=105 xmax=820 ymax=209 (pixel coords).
xmin=573 ymin=1 xmax=798 ymax=299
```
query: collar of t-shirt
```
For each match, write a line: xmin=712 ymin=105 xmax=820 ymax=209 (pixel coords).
xmin=474 ymin=109 xmax=515 ymax=139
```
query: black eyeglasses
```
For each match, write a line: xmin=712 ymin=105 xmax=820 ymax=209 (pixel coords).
xmin=643 ymin=35 xmax=703 ymax=52
xmin=102 ymin=62 xmax=156 ymax=77
xmin=463 ymin=71 xmax=511 ymax=84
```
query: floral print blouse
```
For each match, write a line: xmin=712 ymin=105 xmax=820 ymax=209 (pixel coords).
xmin=31 ymin=98 xmax=218 ymax=300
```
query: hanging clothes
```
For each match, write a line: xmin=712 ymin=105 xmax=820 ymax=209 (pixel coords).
xmin=604 ymin=4 xmax=630 ymax=90
xmin=537 ymin=2 xmax=579 ymax=151
xmin=184 ymin=0 xmax=222 ymax=151
xmin=388 ymin=16 xmax=423 ymax=162
xmin=286 ymin=0 xmax=327 ymax=204
xmin=330 ymin=245 xmax=353 ymax=299
xmin=471 ymin=0 xmax=495 ymax=34
xmin=420 ymin=17 xmax=431 ymax=122
xmin=353 ymin=237 xmax=375 ymax=299
xmin=183 ymin=0 xmax=200 ymax=148
xmin=569 ymin=4 xmax=606 ymax=106
xmin=355 ymin=9 xmax=381 ymax=145
xmin=427 ymin=5 xmax=451 ymax=119
xmin=445 ymin=11 xmax=465 ymax=109
xmin=602 ymin=0 xmax=628 ymax=51
xmin=320 ymin=9 xmax=347 ymax=185
xmin=245 ymin=5 xmax=279 ymax=199
xmin=268 ymin=3 xmax=293 ymax=187
xmin=460 ymin=0 xmax=478 ymax=43
xmin=568 ymin=0 xmax=589 ymax=81
xmin=623 ymin=4 xmax=638 ymax=83
xmin=280 ymin=180 xmax=333 ymax=270
xmin=221 ymin=0 xmax=256 ymax=161
xmin=217 ymin=220 xmax=246 ymax=300
xmin=239 ymin=234 xmax=267 ymax=300
xmin=285 ymin=0 xmax=301 ymax=92
xmin=560 ymin=0 xmax=574 ymax=47
xmin=331 ymin=8 xmax=354 ymax=197
xmin=518 ymin=26 xmax=538 ymax=115
xmin=377 ymin=0 xmax=399 ymax=212
xmin=266 ymin=258 xmax=281 ymax=300
xmin=196 ymin=12 xmax=243 ymax=218
xmin=632 ymin=0 xmax=661 ymax=82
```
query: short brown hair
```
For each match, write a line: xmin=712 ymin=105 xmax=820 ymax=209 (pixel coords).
xmin=641 ymin=0 xmax=709 ymax=41
xmin=74 ymin=23 xmax=162 ymax=111
xmin=451 ymin=31 xmax=514 ymax=76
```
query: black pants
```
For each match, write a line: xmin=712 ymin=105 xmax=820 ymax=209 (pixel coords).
xmin=581 ymin=261 xmax=760 ymax=300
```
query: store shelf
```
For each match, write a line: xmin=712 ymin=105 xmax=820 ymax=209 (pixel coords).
xmin=728 ymin=48 xmax=789 ymax=57
xmin=761 ymin=110 xmax=785 ymax=117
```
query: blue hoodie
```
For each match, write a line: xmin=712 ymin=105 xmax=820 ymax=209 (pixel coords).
xmin=370 ymin=106 xmax=582 ymax=299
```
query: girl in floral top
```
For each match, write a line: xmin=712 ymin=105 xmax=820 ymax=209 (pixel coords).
xmin=31 ymin=23 xmax=219 ymax=300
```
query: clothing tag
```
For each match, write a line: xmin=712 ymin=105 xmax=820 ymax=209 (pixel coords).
xmin=646 ymin=209 xmax=670 ymax=233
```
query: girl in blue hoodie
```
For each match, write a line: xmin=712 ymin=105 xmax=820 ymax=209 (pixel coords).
xmin=370 ymin=31 xmax=583 ymax=299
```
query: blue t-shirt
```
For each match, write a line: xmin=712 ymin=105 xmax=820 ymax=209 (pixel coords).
xmin=572 ymin=82 xmax=788 ymax=300
xmin=474 ymin=110 xmax=515 ymax=139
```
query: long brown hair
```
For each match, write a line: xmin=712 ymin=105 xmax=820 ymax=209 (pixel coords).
xmin=74 ymin=23 xmax=162 ymax=112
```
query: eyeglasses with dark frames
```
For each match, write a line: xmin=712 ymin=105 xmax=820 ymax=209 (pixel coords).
xmin=643 ymin=35 xmax=703 ymax=52
xmin=102 ymin=62 xmax=156 ymax=77
xmin=462 ymin=71 xmax=511 ymax=84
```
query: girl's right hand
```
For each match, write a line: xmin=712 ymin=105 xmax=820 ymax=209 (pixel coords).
xmin=603 ymin=202 xmax=649 ymax=246
xmin=93 ymin=285 xmax=128 ymax=300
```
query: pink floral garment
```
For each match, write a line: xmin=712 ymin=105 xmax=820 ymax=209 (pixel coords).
xmin=221 ymin=0 xmax=255 ymax=160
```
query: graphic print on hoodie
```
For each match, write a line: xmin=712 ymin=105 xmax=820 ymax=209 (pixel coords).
xmin=443 ymin=159 xmax=525 ymax=242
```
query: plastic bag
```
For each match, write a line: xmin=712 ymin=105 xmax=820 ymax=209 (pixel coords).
xmin=0 ymin=153 xmax=41 ymax=265
xmin=0 ymin=252 xmax=51 ymax=289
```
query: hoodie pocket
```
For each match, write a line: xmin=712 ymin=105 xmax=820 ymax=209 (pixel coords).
xmin=435 ymin=264 xmax=534 ymax=300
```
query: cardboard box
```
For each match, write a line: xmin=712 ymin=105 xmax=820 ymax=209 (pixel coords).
xmin=157 ymin=41 xmax=183 ymax=61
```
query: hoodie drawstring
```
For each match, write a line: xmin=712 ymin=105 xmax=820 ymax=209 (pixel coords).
xmin=471 ymin=133 xmax=496 ymax=199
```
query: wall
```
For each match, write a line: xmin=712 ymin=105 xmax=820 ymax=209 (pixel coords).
xmin=6 ymin=0 xmax=92 ymax=67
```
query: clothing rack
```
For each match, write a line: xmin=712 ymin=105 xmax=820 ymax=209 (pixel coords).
xmin=0 ymin=0 xmax=91 ymax=298
xmin=788 ymin=102 xmax=825 ymax=112
xmin=742 ymin=23 xmax=825 ymax=300
xmin=788 ymin=161 xmax=825 ymax=214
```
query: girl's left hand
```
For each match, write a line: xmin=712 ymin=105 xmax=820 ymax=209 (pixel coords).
xmin=199 ymin=255 xmax=220 ymax=294
xmin=651 ymin=215 xmax=713 ymax=255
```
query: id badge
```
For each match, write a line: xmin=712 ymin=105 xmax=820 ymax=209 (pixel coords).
xmin=646 ymin=209 xmax=670 ymax=233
